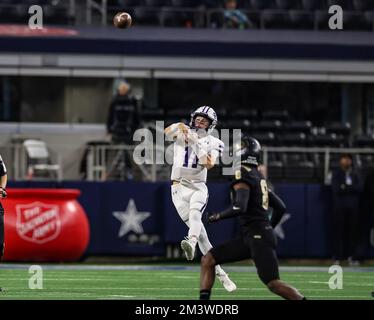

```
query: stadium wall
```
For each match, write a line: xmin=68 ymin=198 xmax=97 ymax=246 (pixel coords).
xmin=6 ymin=181 xmax=374 ymax=259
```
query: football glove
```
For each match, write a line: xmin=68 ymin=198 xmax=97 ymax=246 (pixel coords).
xmin=206 ymin=212 xmax=220 ymax=224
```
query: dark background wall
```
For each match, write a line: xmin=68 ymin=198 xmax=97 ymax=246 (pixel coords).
xmin=7 ymin=181 xmax=374 ymax=259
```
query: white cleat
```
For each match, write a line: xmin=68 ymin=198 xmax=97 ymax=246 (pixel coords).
xmin=216 ymin=272 xmax=237 ymax=292
xmin=180 ymin=237 xmax=196 ymax=261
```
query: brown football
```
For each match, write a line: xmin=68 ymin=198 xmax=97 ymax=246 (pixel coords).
xmin=113 ymin=12 xmax=132 ymax=29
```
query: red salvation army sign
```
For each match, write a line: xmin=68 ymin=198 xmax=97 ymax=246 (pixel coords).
xmin=2 ymin=189 xmax=89 ymax=262
xmin=16 ymin=202 xmax=61 ymax=244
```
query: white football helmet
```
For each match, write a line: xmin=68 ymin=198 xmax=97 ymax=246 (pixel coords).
xmin=189 ymin=106 xmax=217 ymax=135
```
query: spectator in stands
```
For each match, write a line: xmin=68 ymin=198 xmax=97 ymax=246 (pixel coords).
xmin=107 ymin=81 xmax=139 ymax=142
xmin=331 ymin=153 xmax=363 ymax=266
xmin=107 ymin=80 xmax=139 ymax=179
xmin=223 ymin=0 xmax=251 ymax=30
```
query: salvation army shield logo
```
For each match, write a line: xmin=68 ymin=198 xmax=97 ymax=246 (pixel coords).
xmin=16 ymin=202 xmax=62 ymax=244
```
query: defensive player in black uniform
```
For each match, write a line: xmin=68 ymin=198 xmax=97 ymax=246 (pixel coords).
xmin=199 ymin=136 xmax=305 ymax=300
xmin=0 ymin=155 xmax=8 ymax=292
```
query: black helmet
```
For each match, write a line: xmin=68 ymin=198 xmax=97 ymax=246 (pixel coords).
xmin=234 ymin=135 xmax=261 ymax=166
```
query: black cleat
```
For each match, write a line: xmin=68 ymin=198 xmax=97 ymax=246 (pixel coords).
xmin=371 ymin=291 xmax=374 ymax=298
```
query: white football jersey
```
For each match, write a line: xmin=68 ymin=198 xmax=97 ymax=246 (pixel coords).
xmin=171 ymin=128 xmax=224 ymax=183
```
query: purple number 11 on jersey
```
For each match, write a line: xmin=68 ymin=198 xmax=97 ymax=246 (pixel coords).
xmin=183 ymin=146 xmax=199 ymax=168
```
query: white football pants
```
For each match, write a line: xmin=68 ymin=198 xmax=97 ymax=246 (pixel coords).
xmin=171 ymin=181 xmax=213 ymax=254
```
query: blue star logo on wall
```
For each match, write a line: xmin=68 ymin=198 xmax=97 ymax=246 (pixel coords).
xmin=112 ymin=199 xmax=151 ymax=237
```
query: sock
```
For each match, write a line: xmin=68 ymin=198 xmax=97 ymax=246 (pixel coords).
xmin=200 ymin=290 xmax=211 ymax=300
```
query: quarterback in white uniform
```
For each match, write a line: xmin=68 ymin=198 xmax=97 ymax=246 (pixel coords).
xmin=165 ymin=106 xmax=236 ymax=292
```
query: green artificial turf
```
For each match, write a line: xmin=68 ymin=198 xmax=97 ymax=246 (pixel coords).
xmin=0 ymin=265 xmax=373 ymax=300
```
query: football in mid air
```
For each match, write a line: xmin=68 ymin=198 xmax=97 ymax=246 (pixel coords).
xmin=113 ymin=12 xmax=132 ymax=29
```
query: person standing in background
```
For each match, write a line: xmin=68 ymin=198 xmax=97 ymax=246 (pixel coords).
xmin=223 ymin=0 xmax=252 ymax=29
xmin=331 ymin=154 xmax=363 ymax=266
xmin=106 ymin=81 xmax=139 ymax=180
xmin=107 ymin=81 xmax=139 ymax=144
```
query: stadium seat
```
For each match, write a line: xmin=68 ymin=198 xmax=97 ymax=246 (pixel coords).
xmin=326 ymin=0 xmax=353 ymax=10
xmin=224 ymin=119 xmax=251 ymax=130
xmin=279 ymin=133 xmax=315 ymax=181
xmin=200 ymin=0 xmax=221 ymax=8
xmin=1 ymin=0 xmax=27 ymax=4
xmin=364 ymin=11 xmax=374 ymax=30
xmin=170 ymin=0 xmax=199 ymax=7
xmin=315 ymin=10 xmax=331 ymax=30
xmin=310 ymin=133 xmax=345 ymax=147
xmin=357 ymin=154 xmax=374 ymax=176
xmin=275 ymin=0 xmax=299 ymax=10
xmin=159 ymin=9 xmax=192 ymax=27
xmin=207 ymin=10 xmax=224 ymax=28
xmin=289 ymin=10 xmax=315 ymax=29
xmin=214 ymin=108 xmax=228 ymax=120
xmin=278 ymin=132 xmax=314 ymax=177
xmin=251 ymin=132 xmax=277 ymax=146
xmin=24 ymin=0 xmax=52 ymax=5
xmin=262 ymin=10 xmax=291 ymax=29
xmin=352 ymin=0 xmax=374 ymax=11
xmin=23 ymin=139 xmax=61 ymax=180
xmin=326 ymin=122 xmax=351 ymax=136
xmin=0 ymin=3 xmax=28 ymax=23
xmin=279 ymin=132 xmax=308 ymax=147
xmin=144 ymin=0 xmax=170 ymax=7
xmin=133 ymin=7 xmax=160 ymax=25
xmin=43 ymin=5 xmax=72 ymax=25
xmin=246 ymin=11 xmax=261 ymax=28
xmin=118 ymin=0 xmax=145 ymax=6
xmin=284 ymin=121 xmax=313 ymax=134
xmin=353 ymin=134 xmax=374 ymax=147
xmin=283 ymin=157 xmax=315 ymax=181
xmin=301 ymin=0 xmax=326 ymax=10
xmin=249 ymin=0 xmax=275 ymax=10
xmin=262 ymin=109 xmax=289 ymax=121
xmin=254 ymin=120 xmax=283 ymax=133
xmin=339 ymin=10 xmax=372 ymax=30
xmin=232 ymin=109 xmax=258 ymax=120
xmin=250 ymin=132 xmax=283 ymax=179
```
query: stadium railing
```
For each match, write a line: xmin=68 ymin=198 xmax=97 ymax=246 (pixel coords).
xmin=2 ymin=138 xmax=374 ymax=182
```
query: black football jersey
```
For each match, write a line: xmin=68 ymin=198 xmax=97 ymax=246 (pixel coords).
xmin=231 ymin=165 xmax=270 ymax=228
